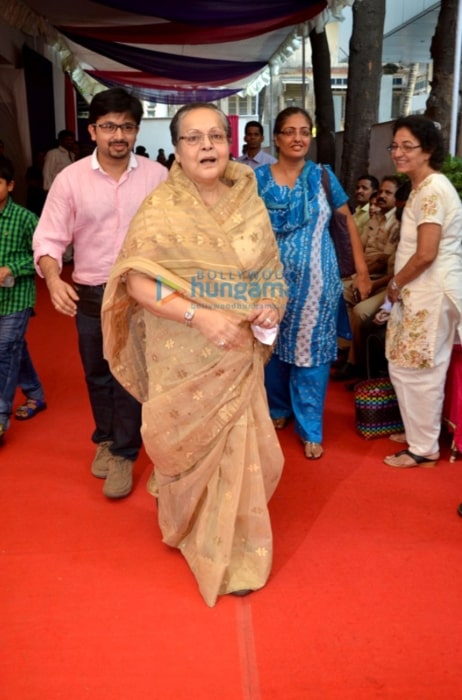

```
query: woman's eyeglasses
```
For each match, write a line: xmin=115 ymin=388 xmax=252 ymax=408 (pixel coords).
xmin=178 ymin=131 xmax=229 ymax=146
xmin=386 ymin=143 xmax=422 ymax=154
xmin=278 ymin=128 xmax=311 ymax=138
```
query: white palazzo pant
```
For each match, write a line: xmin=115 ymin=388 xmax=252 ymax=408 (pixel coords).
xmin=388 ymin=296 xmax=460 ymax=457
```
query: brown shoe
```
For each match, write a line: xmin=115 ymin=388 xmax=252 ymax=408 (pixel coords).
xmin=103 ymin=456 xmax=134 ymax=498
xmin=90 ymin=441 xmax=113 ymax=478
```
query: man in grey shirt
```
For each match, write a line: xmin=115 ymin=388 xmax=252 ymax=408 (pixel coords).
xmin=237 ymin=121 xmax=276 ymax=170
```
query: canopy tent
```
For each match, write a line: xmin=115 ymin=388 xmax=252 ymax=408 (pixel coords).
xmin=1 ymin=0 xmax=354 ymax=104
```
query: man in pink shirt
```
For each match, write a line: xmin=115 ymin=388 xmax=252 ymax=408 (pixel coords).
xmin=33 ymin=88 xmax=168 ymax=499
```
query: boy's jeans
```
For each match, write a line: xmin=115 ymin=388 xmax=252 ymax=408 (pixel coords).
xmin=0 ymin=309 xmax=44 ymax=428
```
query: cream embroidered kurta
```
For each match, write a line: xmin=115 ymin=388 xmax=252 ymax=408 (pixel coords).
xmin=386 ymin=173 xmax=462 ymax=368
xmin=102 ymin=160 xmax=286 ymax=606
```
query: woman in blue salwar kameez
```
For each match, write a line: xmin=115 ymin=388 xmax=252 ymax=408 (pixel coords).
xmin=255 ymin=107 xmax=371 ymax=459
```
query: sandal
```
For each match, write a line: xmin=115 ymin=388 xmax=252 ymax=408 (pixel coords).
xmin=304 ymin=441 xmax=323 ymax=460
xmin=15 ymin=398 xmax=47 ymax=421
xmin=384 ymin=449 xmax=439 ymax=468
xmin=272 ymin=417 xmax=289 ymax=430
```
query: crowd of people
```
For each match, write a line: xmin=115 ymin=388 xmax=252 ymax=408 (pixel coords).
xmin=1 ymin=90 xmax=461 ymax=606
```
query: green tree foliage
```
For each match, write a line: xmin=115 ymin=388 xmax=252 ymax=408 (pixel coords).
xmin=441 ymin=154 xmax=462 ymax=199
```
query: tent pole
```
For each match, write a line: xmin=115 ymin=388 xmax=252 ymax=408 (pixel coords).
xmin=269 ymin=64 xmax=275 ymax=156
xmin=302 ymin=23 xmax=307 ymax=110
xmin=450 ymin=0 xmax=462 ymax=155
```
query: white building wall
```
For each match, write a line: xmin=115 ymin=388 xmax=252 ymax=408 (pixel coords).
xmin=383 ymin=0 xmax=440 ymax=34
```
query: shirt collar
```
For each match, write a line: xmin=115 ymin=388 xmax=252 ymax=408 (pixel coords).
xmin=246 ymin=151 xmax=264 ymax=164
xmin=91 ymin=149 xmax=138 ymax=172
xmin=384 ymin=207 xmax=397 ymax=222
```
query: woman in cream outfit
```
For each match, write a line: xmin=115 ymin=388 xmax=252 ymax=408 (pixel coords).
xmin=384 ymin=115 xmax=462 ymax=468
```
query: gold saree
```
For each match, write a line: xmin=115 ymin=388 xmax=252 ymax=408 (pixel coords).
xmin=102 ymin=161 xmax=286 ymax=606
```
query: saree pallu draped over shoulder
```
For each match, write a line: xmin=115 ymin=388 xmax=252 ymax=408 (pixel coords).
xmin=102 ymin=161 xmax=286 ymax=606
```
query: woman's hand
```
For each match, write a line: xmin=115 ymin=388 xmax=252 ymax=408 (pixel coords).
xmin=193 ymin=308 xmax=252 ymax=350
xmin=386 ymin=278 xmax=402 ymax=304
xmin=247 ymin=298 xmax=280 ymax=329
xmin=353 ymin=270 xmax=372 ymax=301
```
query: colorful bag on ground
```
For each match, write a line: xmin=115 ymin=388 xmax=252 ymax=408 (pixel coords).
xmin=354 ymin=377 xmax=404 ymax=439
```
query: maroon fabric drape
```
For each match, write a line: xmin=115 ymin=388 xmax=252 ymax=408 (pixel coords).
xmin=228 ymin=115 xmax=239 ymax=159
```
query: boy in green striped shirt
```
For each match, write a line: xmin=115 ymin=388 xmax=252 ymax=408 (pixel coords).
xmin=0 ymin=156 xmax=46 ymax=444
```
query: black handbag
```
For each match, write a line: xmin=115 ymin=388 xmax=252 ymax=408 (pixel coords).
xmin=321 ymin=166 xmax=356 ymax=278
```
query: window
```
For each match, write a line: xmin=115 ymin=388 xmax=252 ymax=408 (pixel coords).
xmin=227 ymin=95 xmax=257 ymax=116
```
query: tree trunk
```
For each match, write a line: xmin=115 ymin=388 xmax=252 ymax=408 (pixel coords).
xmin=425 ymin=0 xmax=458 ymax=152
xmin=309 ymin=28 xmax=336 ymax=167
xmin=340 ymin=0 xmax=386 ymax=201
xmin=402 ymin=63 xmax=419 ymax=116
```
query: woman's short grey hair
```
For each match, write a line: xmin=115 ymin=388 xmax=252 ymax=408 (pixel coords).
xmin=170 ymin=102 xmax=232 ymax=146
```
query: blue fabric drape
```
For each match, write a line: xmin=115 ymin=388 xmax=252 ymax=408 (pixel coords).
xmin=89 ymin=76 xmax=241 ymax=105
xmin=92 ymin=0 xmax=325 ymax=25
xmin=62 ymin=31 xmax=265 ymax=82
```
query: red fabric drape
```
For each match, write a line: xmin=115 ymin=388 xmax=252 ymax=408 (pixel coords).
xmin=444 ymin=344 xmax=462 ymax=454
xmin=57 ymin=5 xmax=327 ymax=44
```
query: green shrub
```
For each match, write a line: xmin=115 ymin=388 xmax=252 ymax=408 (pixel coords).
xmin=442 ymin=154 xmax=462 ymax=199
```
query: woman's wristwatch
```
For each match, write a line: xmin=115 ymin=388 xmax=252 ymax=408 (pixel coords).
xmin=184 ymin=304 xmax=196 ymax=327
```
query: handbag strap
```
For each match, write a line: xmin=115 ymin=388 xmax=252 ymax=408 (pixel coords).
xmin=321 ymin=165 xmax=333 ymax=208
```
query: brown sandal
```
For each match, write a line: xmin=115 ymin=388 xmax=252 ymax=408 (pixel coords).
xmin=384 ymin=449 xmax=439 ymax=468
xmin=304 ymin=441 xmax=323 ymax=460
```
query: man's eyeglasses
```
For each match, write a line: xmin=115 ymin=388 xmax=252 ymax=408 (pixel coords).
xmin=278 ymin=128 xmax=311 ymax=138
xmin=386 ymin=143 xmax=421 ymax=154
xmin=178 ymin=130 xmax=229 ymax=146
xmin=91 ymin=122 xmax=138 ymax=135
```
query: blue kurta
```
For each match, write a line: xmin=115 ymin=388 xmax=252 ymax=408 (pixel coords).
xmin=255 ymin=161 xmax=348 ymax=367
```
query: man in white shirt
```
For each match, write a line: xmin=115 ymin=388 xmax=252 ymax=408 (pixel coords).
xmin=42 ymin=130 xmax=76 ymax=191
xmin=237 ymin=121 xmax=276 ymax=170
xmin=43 ymin=130 xmax=77 ymax=262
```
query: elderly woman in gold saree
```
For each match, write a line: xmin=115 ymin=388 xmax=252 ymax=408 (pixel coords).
xmin=101 ymin=103 xmax=286 ymax=606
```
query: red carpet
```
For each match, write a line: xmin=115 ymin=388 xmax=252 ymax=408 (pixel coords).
xmin=1 ymin=271 xmax=462 ymax=699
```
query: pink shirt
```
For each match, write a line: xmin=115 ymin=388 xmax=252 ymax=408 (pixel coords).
xmin=34 ymin=151 xmax=168 ymax=285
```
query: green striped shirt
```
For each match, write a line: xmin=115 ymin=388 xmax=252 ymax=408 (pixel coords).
xmin=0 ymin=196 xmax=38 ymax=315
